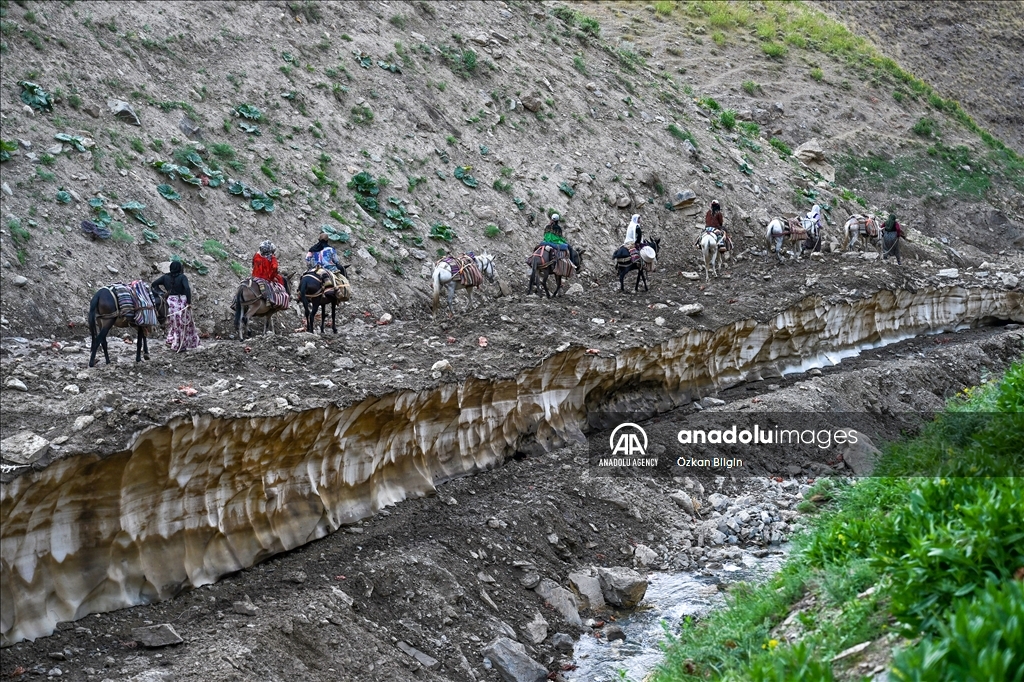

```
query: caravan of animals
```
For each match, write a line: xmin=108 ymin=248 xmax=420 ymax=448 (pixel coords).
xmin=88 ymin=201 xmax=901 ymax=366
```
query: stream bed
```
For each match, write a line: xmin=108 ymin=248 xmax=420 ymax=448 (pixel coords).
xmin=568 ymin=549 xmax=790 ymax=682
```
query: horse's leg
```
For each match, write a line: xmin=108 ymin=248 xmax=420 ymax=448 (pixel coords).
xmin=553 ymin=275 xmax=563 ymax=297
xmin=89 ymin=322 xmax=104 ymax=367
xmin=619 ymin=267 xmax=626 ymax=292
xmin=446 ymin=282 xmax=456 ymax=318
xmin=331 ymin=300 xmax=337 ymax=334
xmin=135 ymin=328 xmax=144 ymax=363
xmin=142 ymin=328 xmax=150 ymax=360
xmin=319 ymin=301 xmax=326 ymax=334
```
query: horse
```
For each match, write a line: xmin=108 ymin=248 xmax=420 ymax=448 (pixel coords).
xmin=844 ymin=214 xmax=881 ymax=254
xmin=298 ymin=267 xmax=350 ymax=334
xmin=527 ymin=246 xmax=586 ymax=298
xmin=87 ymin=284 xmax=167 ymax=367
xmin=699 ymin=231 xmax=721 ymax=282
xmin=764 ymin=217 xmax=820 ymax=263
xmin=613 ymin=236 xmax=660 ymax=292
xmin=232 ymin=274 xmax=293 ymax=340
xmin=431 ymin=252 xmax=496 ymax=318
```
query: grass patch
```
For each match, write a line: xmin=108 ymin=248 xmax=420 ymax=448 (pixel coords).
xmin=741 ymin=79 xmax=759 ymax=95
xmin=483 ymin=224 xmax=501 ymax=238
xmin=912 ymin=116 xmax=939 ymax=139
xmin=769 ymin=137 xmax=792 ymax=157
xmin=810 ymin=66 xmax=823 ymax=81
xmin=667 ymin=124 xmax=697 ymax=147
xmin=761 ymin=41 xmax=787 ymax=58
xmin=837 ymin=144 xmax=992 ymax=201
xmin=202 ymin=239 xmax=229 ymax=260
xmin=718 ymin=109 xmax=736 ymax=130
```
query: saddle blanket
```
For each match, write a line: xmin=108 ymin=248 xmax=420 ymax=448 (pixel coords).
xmin=109 ymin=282 xmax=157 ymax=326
xmin=441 ymin=255 xmax=483 ymax=287
xmin=317 ymin=269 xmax=352 ymax=301
xmin=129 ymin=280 xmax=158 ymax=327
xmin=252 ymin=277 xmax=290 ymax=309
xmin=552 ymin=257 xmax=575 ymax=278
xmin=854 ymin=215 xmax=878 ymax=237
xmin=528 ymin=245 xmax=568 ymax=269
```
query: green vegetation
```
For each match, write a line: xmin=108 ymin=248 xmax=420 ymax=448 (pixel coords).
xmin=667 ymin=124 xmax=697 ymax=147
xmin=761 ymin=41 xmax=787 ymax=58
xmin=742 ymin=80 xmax=759 ymax=95
xmin=429 ymin=222 xmax=457 ymax=242
xmin=347 ymin=171 xmax=381 ymax=213
xmin=483 ymin=224 xmax=501 ymax=238
xmin=350 ymin=104 xmax=374 ymax=125
xmin=230 ymin=260 xmax=247 ymax=278
xmin=9 ymin=217 xmax=30 ymax=244
xmin=573 ymin=55 xmax=587 ymax=75
xmin=837 ymin=142 xmax=998 ymax=200
xmin=110 ymin=222 xmax=134 ymax=244
xmin=202 ymin=239 xmax=229 ymax=260
xmin=719 ymin=109 xmax=737 ymax=130
xmin=655 ymin=360 xmax=1024 ymax=682
xmin=810 ymin=66 xmax=823 ymax=81
xmin=769 ymin=137 xmax=792 ymax=157
xmin=912 ymin=116 xmax=939 ymax=139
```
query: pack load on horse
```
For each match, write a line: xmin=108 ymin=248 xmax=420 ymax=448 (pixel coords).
xmin=232 ymin=240 xmax=293 ymax=339
xmin=843 ymin=213 xmax=882 ymax=253
xmin=88 ymin=280 xmax=167 ymax=367
xmin=431 ymin=251 xmax=495 ymax=318
xmin=881 ymin=213 xmax=905 ymax=265
xmin=699 ymin=227 xmax=727 ymax=282
xmin=151 ymin=260 xmax=200 ymax=352
xmin=527 ymin=243 xmax=585 ymax=298
xmin=613 ymin=215 xmax=660 ymax=292
xmin=299 ymin=232 xmax=351 ymax=334
xmin=765 ymin=205 xmax=824 ymax=262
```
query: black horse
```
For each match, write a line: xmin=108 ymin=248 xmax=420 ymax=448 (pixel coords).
xmin=527 ymin=246 xmax=585 ymax=298
xmin=613 ymin=236 xmax=661 ymax=292
xmin=88 ymin=284 xmax=167 ymax=367
xmin=298 ymin=267 xmax=349 ymax=333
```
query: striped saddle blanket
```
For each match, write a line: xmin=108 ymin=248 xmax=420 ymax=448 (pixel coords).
xmin=110 ymin=281 xmax=158 ymax=326
xmin=442 ymin=256 xmax=483 ymax=287
xmin=250 ymin=278 xmax=290 ymax=309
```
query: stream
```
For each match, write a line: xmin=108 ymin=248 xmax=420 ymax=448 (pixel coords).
xmin=568 ymin=549 xmax=790 ymax=682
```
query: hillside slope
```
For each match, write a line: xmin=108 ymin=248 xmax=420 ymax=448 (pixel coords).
xmin=0 ymin=0 xmax=1021 ymax=343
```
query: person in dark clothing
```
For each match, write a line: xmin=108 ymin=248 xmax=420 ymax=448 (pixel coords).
xmin=882 ymin=213 xmax=905 ymax=265
xmin=542 ymin=213 xmax=576 ymax=262
xmin=695 ymin=200 xmax=726 ymax=247
xmin=152 ymin=260 xmax=199 ymax=351
xmin=307 ymin=231 xmax=330 ymax=256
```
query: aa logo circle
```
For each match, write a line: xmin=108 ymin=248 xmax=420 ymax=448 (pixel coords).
xmin=609 ymin=423 xmax=648 ymax=456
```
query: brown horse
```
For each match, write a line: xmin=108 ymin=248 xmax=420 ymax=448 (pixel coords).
xmin=298 ymin=268 xmax=350 ymax=334
xmin=232 ymin=274 xmax=292 ymax=340
xmin=527 ymin=246 xmax=585 ymax=298
xmin=88 ymin=284 xmax=167 ymax=367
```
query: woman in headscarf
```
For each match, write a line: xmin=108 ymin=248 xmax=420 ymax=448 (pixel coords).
xmin=624 ymin=214 xmax=642 ymax=248
xmin=152 ymin=260 xmax=199 ymax=352
xmin=252 ymin=240 xmax=284 ymax=286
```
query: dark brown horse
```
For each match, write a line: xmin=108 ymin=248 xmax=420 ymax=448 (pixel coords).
xmin=232 ymin=274 xmax=293 ymax=340
xmin=298 ymin=268 xmax=350 ymax=334
xmin=88 ymin=284 xmax=167 ymax=367
xmin=527 ymin=246 xmax=585 ymax=298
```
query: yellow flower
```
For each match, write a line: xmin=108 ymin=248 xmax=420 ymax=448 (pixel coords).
xmin=768 ymin=639 xmax=780 ymax=650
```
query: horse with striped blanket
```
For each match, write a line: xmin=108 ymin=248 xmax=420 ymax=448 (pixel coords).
xmin=88 ymin=281 xmax=167 ymax=367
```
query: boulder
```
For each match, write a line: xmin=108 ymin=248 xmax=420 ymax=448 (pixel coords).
xmin=841 ymin=430 xmax=881 ymax=475
xmin=522 ymin=612 xmax=548 ymax=644
xmin=633 ymin=544 xmax=658 ymax=567
xmin=483 ymin=637 xmax=548 ymax=682
xmin=521 ymin=93 xmax=543 ymax=112
xmin=551 ymin=633 xmax=574 ymax=653
xmin=107 ymin=99 xmax=141 ymax=126
xmin=534 ymin=579 xmax=582 ymax=627
xmin=567 ymin=569 xmax=605 ymax=610
xmin=0 ymin=431 xmax=49 ymax=465
xmin=605 ymin=624 xmax=626 ymax=642
xmin=396 ymin=641 xmax=440 ymax=670
xmin=131 ymin=624 xmax=182 ymax=648
xmin=669 ymin=490 xmax=695 ymax=515
xmin=672 ymin=189 xmax=697 ymax=208
xmin=597 ymin=567 xmax=648 ymax=608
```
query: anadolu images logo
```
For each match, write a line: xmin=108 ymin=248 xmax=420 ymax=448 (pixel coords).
xmin=609 ymin=423 xmax=648 ymax=456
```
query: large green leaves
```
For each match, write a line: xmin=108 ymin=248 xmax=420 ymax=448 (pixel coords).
xmin=157 ymin=184 xmax=181 ymax=201
xmin=453 ymin=166 xmax=478 ymax=188
xmin=18 ymin=81 xmax=53 ymax=112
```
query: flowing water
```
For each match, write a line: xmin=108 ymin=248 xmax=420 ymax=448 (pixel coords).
xmin=568 ymin=549 xmax=789 ymax=682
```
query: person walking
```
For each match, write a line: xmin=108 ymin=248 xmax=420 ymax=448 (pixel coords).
xmin=152 ymin=260 xmax=200 ymax=352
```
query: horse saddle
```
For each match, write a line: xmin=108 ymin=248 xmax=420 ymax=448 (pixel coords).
xmin=856 ymin=216 xmax=878 ymax=237
xmin=717 ymin=235 xmax=734 ymax=252
xmin=314 ymin=267 xmax=338 ymax=290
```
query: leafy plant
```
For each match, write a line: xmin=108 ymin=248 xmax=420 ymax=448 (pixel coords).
xmin=742 ymin=80 xmax=759 ymax=95
xmin=762 ymin=41 xmax=788 ymax=58
xmin=559 ymin=182 xmax=575 ymax=197
xmin=55 ymin=189 xmax=72 ymax=204
xmin=157 ymin=184 xmax=181 ymax=201
xmin=429 ymin=222 xmax=457 ymax=241
xmin=1 ymin=139 xmax=17 ymax=162
xmin=770 ymin=137 xmax=792 ymax=157
xmin=142 ymin=228 xmax=160 ymax=244
xmin=238 ymin=121 xmax=261 ymax=135
xmin=347 ymin=171 xmax=381 ymax=212
xmin=453 ymin=165 xmax=478 ymax=188
xmin=912 ymin=117 xmax=939 ymax=139
xmin=484 ymin=224 xmax=501 ymax=238
xmin=234 ymin=104 xmax=262 ymax=121
xmin=17 ymin=80 xmax=52 ymax=112
xmin=493 ymin=179 xmax=512 ymax=193
xmin=350 ymin=104 xmax=374 ymax=125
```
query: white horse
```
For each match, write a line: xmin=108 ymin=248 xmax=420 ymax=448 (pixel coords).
xmin=844 ymin=214 xmax=882 ymax=254
xmin=765 ymin=216 xmax=820 ymax=263
xmin=431 ymin=252 xmax=496 ymax=318
xmin=699 ymin=231 xmax=720 ymax=282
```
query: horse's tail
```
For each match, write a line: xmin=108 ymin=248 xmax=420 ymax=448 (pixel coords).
xmin=88 ymin=291 xmax=99 ymax=341
xmin=431 ymin=267 xmax=441 ymax=315
xmin=233 ymin=286 xmax=244 ymax=331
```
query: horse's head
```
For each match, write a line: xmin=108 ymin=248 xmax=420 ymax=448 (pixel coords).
xmin=281 ymin=272 xmax=293 ymax=294
xmin=573 ymin=246 xmax=586 ymax=273
xmin=477 ymin=253 xmax=496 ymax=283
xmin=646 ymin=235 xmax=661 ymax=253
xmin=153 ymin=289 xmax=168 ymax=326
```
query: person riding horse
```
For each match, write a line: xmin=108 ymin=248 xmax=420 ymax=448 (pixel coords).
xmin=253 ymin=240 xmax=284 ymax=286
xmin=305 ymin=232 xmax=344 ymax=288
xmin=694 ymin=200 xmax=729 ymax=249
xmin=541 ymin=213 xmax=578 ymax=264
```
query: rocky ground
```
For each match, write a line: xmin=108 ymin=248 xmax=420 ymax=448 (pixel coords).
xmin=2 ymin=1 xmax=1023 ymax=680
xmin=2 ymin=325 xmax=1021 ymax=682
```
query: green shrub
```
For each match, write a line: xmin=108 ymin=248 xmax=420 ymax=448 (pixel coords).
xmin=912 ymin=117 xmax=939 ymax=138
xmin=492 ymin=178 xmax=512 ymax=193
xmin=110 ymin=222 xmax=134 ymax=244
xmin=654 ymin=1 xmax=675 ymax=16
xmin=230 ymin=260 xmax=247 ymax=278
xmin=698 ymin=96 xmax=720 ymax=111
xmin=667 ymin=124 xmax=696 ymax=146
xmin=483 ymin=224 xmax=501 ymax=238
xmin=210 ymin=143 xmax=236 ymax=159
xmin=202 ymin=239 xmax=229 ymax=260
xmin=810 ymin=67 xmax=823 ymax=81
xmin=579 ymin=15 xmax=600 ymax=37
xmin=573 ymin=55 xmax=586 ymax=74
xmin=350 ymin=104 xmax=374 ymax=125
xmin=130 ymin=138 xmax=145 ymax=154
xmin=891 ymin=580 xmax=1024 ymax=682
xmin=770 ymin=137 xmax=792 ymax=156
xmin=762 ymin=41 xmax=787 ymax=58
xmin=742 ymin=80 xmax=759 ymax=95
xmin=719 ymin=109 xmax=737 ymax=130
xmin=712 ymin=31 xmax=726 ymax=46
